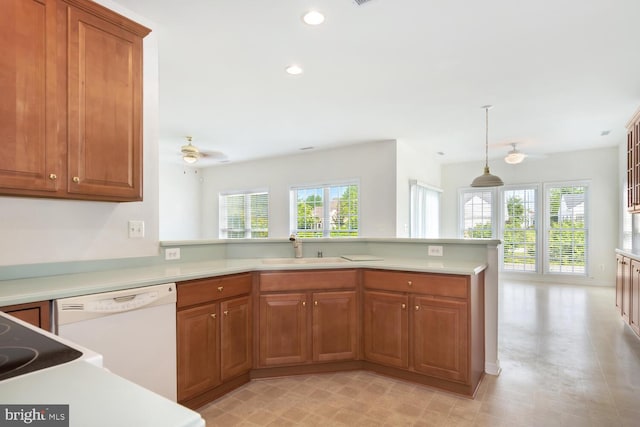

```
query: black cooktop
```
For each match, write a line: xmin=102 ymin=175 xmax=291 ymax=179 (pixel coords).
xmin=0 ymin=315 xmax=82 ymax=381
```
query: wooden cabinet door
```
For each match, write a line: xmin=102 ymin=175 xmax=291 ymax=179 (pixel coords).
xmin=1 ymin=301 xmax=51 ymax=331
xmin=0 ymin=0 xmax=61 ymax=194
xmin=630 ymin=260 xmax=640 ymax=335
xmin=312 ymin=291 xmax=357 ymax=362
xmin=363 ymin=291 xmax=408 ymax=369
xmin=177 ymin=303 xmax=220 ymax=402
xmin=259 ymin=293 xmax=308 ymax=366
xmin=66 ymin=5 xmax=144 ymax=200
xmin=221 ymin=296 xmax=252 ymax=381
xmin=412 ymin=296 xmax=468 ymax=383
xmin=622 ymin=257 xmax=632 ymax=323
xmin=616 ymin=255 xmax=626 ymax=314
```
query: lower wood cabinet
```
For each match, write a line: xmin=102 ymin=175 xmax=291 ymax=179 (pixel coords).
xmin=175 ymin=267 xmax=485 ymax=408
xmin=257 ymin=270 xmax=359 ymax=368
xmin=258 ymin=290 xmax=358 ymax=366
xmin=413 ymin=296 xmax=468 ymax=383
xmin=1 ymin=300 xmax=51 ymax=330
xmin=362 ymin=269 xmax=484 ymax=396
xmin=363 ymin=291 xmax=408 ymax=368
xmin=176 ymin=273 xmax=252 ymax=408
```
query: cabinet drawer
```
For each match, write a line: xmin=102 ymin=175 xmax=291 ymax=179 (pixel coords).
xmin=363 ymin=270 xmax=468 ymax=299
xmin=178 ymin=273 xmax=252 ymax=308
xmin=259 ymin=270 xmax=357 ymax=292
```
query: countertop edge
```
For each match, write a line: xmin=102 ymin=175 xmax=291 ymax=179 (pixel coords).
xmin=1 ymin=258 xmax=488 ymax=306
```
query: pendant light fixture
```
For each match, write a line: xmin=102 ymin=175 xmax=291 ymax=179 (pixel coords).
xmin=471 ymin=105 xmax=504 ymax=187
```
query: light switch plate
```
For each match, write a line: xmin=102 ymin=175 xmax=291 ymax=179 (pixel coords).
xmin=428 ymin=245 xmax=443 ymax=256
xmin=128 ymin=220 xmax=144 ymax=238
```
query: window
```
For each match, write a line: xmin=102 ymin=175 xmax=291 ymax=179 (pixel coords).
xmin=292 ymin=183 xmax=359 ymax=237
xmin=501 ymin=187 xmax=538 ymax=272
xmin=459 ymin=182 xmax=589 ymax=276
xmin=219 ymin=191 xmax=269 ymax=238
xmin=410 ymin=181 xmax=441 ymax=238
xmin=545 ymin=183 xmax=588 ymax=275
xmin=460 ymin=189 xmax=495 ymax=238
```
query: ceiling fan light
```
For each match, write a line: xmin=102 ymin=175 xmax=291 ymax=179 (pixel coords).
xmin=504 ymin=151 xmax=526 ymax=164
xmin=183 ymin=153 xmax=199 ymax=164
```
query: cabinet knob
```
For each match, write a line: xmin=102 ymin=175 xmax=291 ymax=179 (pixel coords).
xmin=314 ymin=301 xmax=318 ymax=306
xmin=72 ymin=176 xmax=80 ymax=183
xmin=302 ymin=301 xmax=306 ymax=307
xmin=401 ymin=303 xmax=406 ymax=309
xmin=210 ymin=313 xmax=217 ymax=319
xmin=415 ymin=305 xmax=420 ymax=311
xmin=223 ymin=310 xmax=229 ymax=316
xmin=217 ymin=286 xmax=224 ymax=292
xmin=49 ymin=173 xmax=57 ymax=181
xmin=407 ymin=281 xmax=413 ymax=286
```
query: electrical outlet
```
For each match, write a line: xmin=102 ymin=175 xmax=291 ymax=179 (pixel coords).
xmin=428 ymin=245 xmax=443 ymax=256
xmin=128 ymin=220 xmax=144 ymax=238
xmin=165 ymin=248 xmax=181 ymax=261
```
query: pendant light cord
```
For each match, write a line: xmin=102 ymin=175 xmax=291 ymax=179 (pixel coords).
xmin=485 ymin=107 xmax=489 ymax=168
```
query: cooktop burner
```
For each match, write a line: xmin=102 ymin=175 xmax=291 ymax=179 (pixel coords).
xmin=0 ymin=315 xmax=82 ymax=381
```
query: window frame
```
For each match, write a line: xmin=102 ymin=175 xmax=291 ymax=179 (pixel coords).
xmin=543 ymin=181 xmax=589 ymax=276
xmin=290 ymin=181 xmax=360 ymax=238
xmin=458 ymin=187 xmax=498 ymax=239
xmin=219 ymin=189 xmax=269 ymax=239
xmin=498 ymin=184 xmax=541 ymax=274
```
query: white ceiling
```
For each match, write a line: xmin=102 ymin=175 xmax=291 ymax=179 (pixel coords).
xmin=113 ymin=0 xmax=640 ymax=166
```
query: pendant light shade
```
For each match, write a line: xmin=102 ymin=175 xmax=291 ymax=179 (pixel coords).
xmin=471 ymin=105 xmax=504 ymax=188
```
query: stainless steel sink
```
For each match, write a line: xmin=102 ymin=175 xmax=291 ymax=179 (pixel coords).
xmin=261 ymin=257 xmax=349 ymax=265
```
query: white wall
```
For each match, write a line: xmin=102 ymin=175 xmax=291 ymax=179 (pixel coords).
xmin=0 ymin=1 xmax=160 ymax=267
xmin=441 ymin=146 xmax=618 ymax=285
xmin=159 ymin=164 xmax=202 ymax=240
xmin=395 ymin=140 xmax=442 ymax=237
xmin=198 ymin=141 xmax=398 ymax=239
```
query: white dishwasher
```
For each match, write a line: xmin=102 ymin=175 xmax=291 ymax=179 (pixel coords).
xmin=56 ymin=283 xmax=177 ymax=401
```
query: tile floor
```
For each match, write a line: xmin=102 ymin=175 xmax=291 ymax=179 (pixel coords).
xmin=198 ymin=281 xmax=640 ymax=426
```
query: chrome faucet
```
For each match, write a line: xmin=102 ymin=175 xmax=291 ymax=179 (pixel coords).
xmin=289 ymin=234 xmax=303 ymax=258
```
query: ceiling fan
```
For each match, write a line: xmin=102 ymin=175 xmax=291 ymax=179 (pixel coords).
xmin=180 ymin=136 xmax=227 ymax=164
xmin=504 ymin=143 xmax=526 ymax=164
xmin=503 ymin=143 xmax=547 ymax=164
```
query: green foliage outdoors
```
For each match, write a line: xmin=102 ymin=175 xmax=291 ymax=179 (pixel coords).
xmin=296 ymin=185 xmax=358 ymax=237
xmin=467 ymin=188 xmax=585 ymax=270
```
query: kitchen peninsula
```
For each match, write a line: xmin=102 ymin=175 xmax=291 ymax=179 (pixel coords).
xmin=0 ymin=238 xmax=500 ymax=406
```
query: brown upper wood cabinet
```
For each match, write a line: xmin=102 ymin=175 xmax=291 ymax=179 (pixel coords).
xmin=627 ymin=107 xmax=640 ymax=212
xmin=0 ymin=0 xmax=150 ymax=202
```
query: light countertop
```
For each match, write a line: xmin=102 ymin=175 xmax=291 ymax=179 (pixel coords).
xmin=0 ymin=360 xmax=204 ymax=427
xmin=0 ymin=257 xmax=487 ymax=306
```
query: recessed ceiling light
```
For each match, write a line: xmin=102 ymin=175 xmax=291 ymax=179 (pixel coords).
xmin=302 ymin=10 xmax=325 ymax=26
xmin=285 ymin=64 xmax=303 ymax=75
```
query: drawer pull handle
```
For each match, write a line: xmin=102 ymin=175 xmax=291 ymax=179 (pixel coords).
xmin=223 ymin=310 xmax=229 ymax=316
xmin=72 ymin=176 xmax=80 ymax=183
xmin=415 ymin=305 xmax=420 ymax=311
xmin=49 ymin=173 xmax=57 ymax=181
xmin=217 ymin=286 xmax=224 ymax=292
xmin=407 ymin=281 xmax=413 ymax=286
xmin=211 ymin=313 xmax=217 ymax=319
xmin=401 ymin=303 xmax=406 ymax=309
xmin=302 ymin=301 xmax=306 ymax=307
